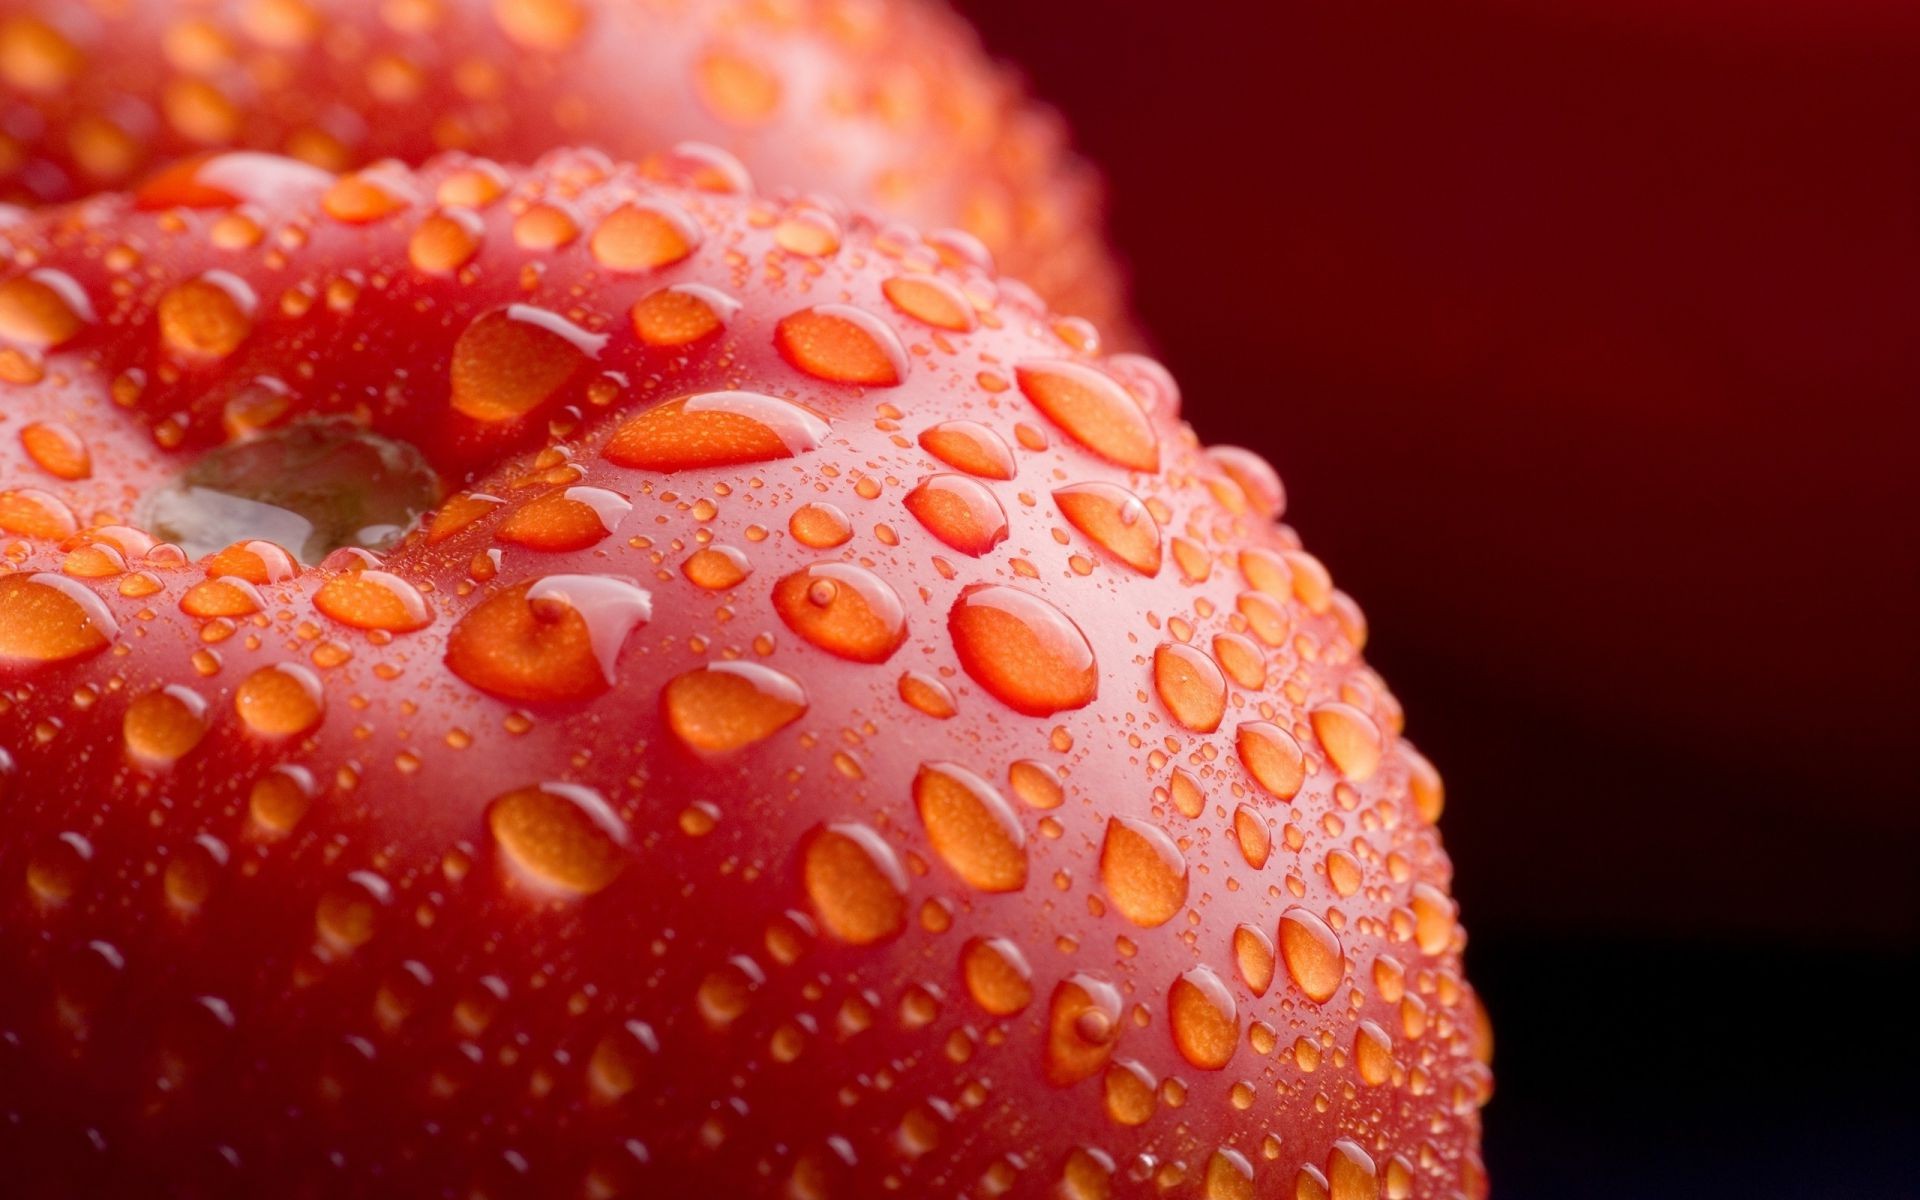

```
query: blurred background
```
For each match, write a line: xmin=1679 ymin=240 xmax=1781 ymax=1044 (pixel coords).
xmin=957 ymin=0 xmax=1920 ymax=1195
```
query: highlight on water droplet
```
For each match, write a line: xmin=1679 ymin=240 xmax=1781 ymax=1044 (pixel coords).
xmin=913 ymin=762 xmax=1027 ymax=893
xmin=801 ymin=822 xmax=908 ymax=945
xmin=772 ymin=562 xmax=908 ymax=663
xmin=487 ymin=782 xmax=631 ymax=897
xmin=947 ymin=584 xmax=1097 ymax=716
xmin=1099 ymin=816 xmax=1189 ymax=928
xmin=445 ymin=575 xmax=650 ymax=703
xmin=662 ymin=661 xmax=806 ymax=752
xmin=603 ymin=391 xmax=828 ymax=471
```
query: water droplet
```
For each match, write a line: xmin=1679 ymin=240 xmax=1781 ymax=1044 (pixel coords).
xmin=1060 ymin=1146 xmax=1116 ymax=1200
xmin=487 ymin=782 xmax=630 ymax=897
xmin=1054 ymin=482 xmax=1161 ymax=574
xmin=1327 ymin=1142 xmax=1379 ymax=1200
xmin=19 ymin=421 xmax=91 ymax=480
xmin=590 ymin=201 xmax=699 ymax=272
xmin=1103 ymin=1060 xmax=1158 ymax=1125
xmin=496 ymin=485 xmax=631 ymax=551
xmin=492 ymin=0 xmax=586 ymax=50
xmin=913 ymin=762 xmax=1027 ymax=892
xmin=451 ymin=305 xmax=603 ymax=422
xmin=961 ymin=936 xmax=1033 ymax=1015
xmin=586 ymin=1019 xmax=659 ymax=1102
xmin=0 ymin=573 xmax=117 ymax=665
xmin=1402 ymin=742 xmax=1444 ymax=824
xmin=1354 ymin=1020 xmax=1394 ymax=1086
xmin=1208 ymin=446 xmax=1286 ymax=519
xmin=918 ymin=419 xmax=1014 ymax=479
xmin=1045 ymin=972 xmax=1122 ymax=1085
xmin=1169 ymin=965 xmax=1238 ymax=1070
xmin=408 ymin=207 xmax=484 ymax=274
xmin=603 ymin=391 xmax=828 ymax=471
xmin=682 ymin=544 xmax=751 ymax=590
xmin=1015 ymin=360 xmax=1158 ymax=471
xmin=314 ymin=569 xmax=431 ymax=633
xmin=1099 ymin=817 xmax=1188 ymax=928
xmin=158 ymin=271 xmax=255 ymax=359
xmin=1411 ymin=881 xmax=1456 ymax=955
xmin=124 ymin=686 xmax=209 ymax=767
xmin=1152 ymin=642 xmax=1226 ymax=732
xmin=1237 ymin=721 xmax=1304 ymax=800
xmin=1277 ymin=906 xmax=1345 ymax=1003
xmin=234 ymin=662 xmax=324 ymax=737
xmin=788 ymin=501 xmax=852 ymax=549
xmin=882 ymin=275 xmax=977 ymax=332
xmin=801 ymin=822 xmax=908 ymax=944
xmin=1311 ymin=703 xmax=1382 ymax=781
xmin=248 ymin=765 xmax=315 ymax=835
xmin=1234 ymin=923 xmax=1276 ymax=995
xmin=445 ymin=575 xmax=650 ymax=703
xmin=1205 ymin=1149 xmax=1257 ymax=1200
xmin=0 ymin=488 xmax=76 ymax=538
xmin=904 ymin=474 xmax=1008 ymax=556
xmin=773 ymin=563 xmax=908 ymax=663
xmin=316 ymin=870 xmax=390 ymax=952
xmin=629 ymin=283 xmax=738 ymax=347
xmin=662 ymin=661 xmax=806 ymax=752
xmin=948 ymin=584 xmax=1097 ymax=716
xmin=774 ymin=305 xmax=907 ymax=386
xmin=697 ymin=956 xmax=765 ymax=1028
xmin=133 ymin=151 xmax=331 ymax=210
xmin=0 ymin=269 xmax=91 ymax=348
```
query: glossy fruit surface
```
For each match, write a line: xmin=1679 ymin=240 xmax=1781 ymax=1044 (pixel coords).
xmin=0 ymin=151 xmax=1486 ymax=1197
xmin=0 ymin=0 xmax=1124 ymax=330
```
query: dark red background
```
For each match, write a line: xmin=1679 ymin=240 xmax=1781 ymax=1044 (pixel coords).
xmin=957 ymin=0 xmax=1920 ymax=1194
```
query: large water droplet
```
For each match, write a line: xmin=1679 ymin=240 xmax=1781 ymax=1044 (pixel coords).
xmin=1054 ymin=482 xmax=1161 ymax=575
xmin=904 ymin=474 xmax=1008 ymax=557
xmin=1237 ymin=721 xmax=1305 ymax=800
xmin=1099 ymin=817 xmax=1189 ymax=928
xmin=918 ymin=419 xmax=1014 ymax=479
xmin=1278 ymin=906 xmax=1345 ymax=1003
xmin=774 ymin=305 xmax=907 ymax=386
xmin=662 ymin=661 xmax=806 ymax=752
xmin=913 ymin=762 xmax=1027 ymax=893
xmin=449 ymin=305 xmax=603 ymax=422
xmin=496 ymin=485 xmax=631 ymax=551
xmin=961 ymin=936 xmax=1033 ymax=1015
xmin=1311 ymin=702 xmax=1383 ymax=781
xmin=445 ymin=575 xmax=650 ymax=702
xmin=1152 ymin=642 xmax=1226 ymax=732
xmin=772 ymin=563 xmax=908 ymax=663
xmin=1168 ymin=965 xmax=1238 ymax=1070
xmin=603 ymin=391 xmax=828 ymax=471
xmin=488 ymin=782 xmax=631 ymax=897
xmin=1044 ymin=972 xmax=1122 ymax=1085
xmin=1015 ymin=360 xmax=1158 ymax=471
xmin=0 ymin=573 xmax=117 ymax=665
xmin=123 ymin=686 xmax=209 ymax=768
xmin=801 ymin=822 xmax=908 ymax=945
xmin=234 ymin=662 xmax=324 ymax=737
xmin=948 ymin=584 xmax=1097 ymax=716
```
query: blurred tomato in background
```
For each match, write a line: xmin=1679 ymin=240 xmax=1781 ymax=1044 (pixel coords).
xmin=956 ymin=0 xmax=1920 ymax=1194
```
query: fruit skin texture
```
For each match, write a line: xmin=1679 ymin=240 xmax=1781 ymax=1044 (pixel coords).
xmin=0 ymin=151 xmax=1488 ymax=1196
xmin=0 ymin=0 xmax=1126 ymax=335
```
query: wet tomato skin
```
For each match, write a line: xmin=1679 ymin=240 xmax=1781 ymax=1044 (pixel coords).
xmin=0 ymin=150 xmax=1487 ymax=1198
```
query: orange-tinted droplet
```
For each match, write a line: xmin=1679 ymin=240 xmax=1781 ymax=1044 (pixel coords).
xmin=1045 ymin=973 xmax=1123 ymax=1085
xmin=630 ymin=283 xmax=738 ymax=347
xmin=158 ymin=271 xmax=255 ymax=359
xmin=1234 ymin=923 xmax=1276 ymax=995
xmin=1327 ymin=1142 xmax=1380 ymax=1200
xmin=408 ymin=207 xmax=484 ymax=273
xmin=314 ymin=569 xmax=432 ymax=633
xmin=1311 ymin=703 xmax=1383 ymax=781
xmin=801 ymin=822 xmax=908 ymax=945
xmin=445 ymin=575 xmax=649 ymax=703
xmin=772 ymin=563 xmax=907 ymax=663
xmin=323 ymin=169 xmax=414 ymax=223
xmin=947 ymin=584 xmax=1097 ymax=716
xmin=961 ymin=937 xmax=1033 ymax=1015
xmin=234 ymin=662 xmax=325 ymax=737
xmin=662 ymin=662 xmax=806 ymax=752
xmin=1204 ymin=1149 xmax=1257 ymax=1200
xmin=789 ymin=501 xmax=853 ymax=549
xmin=913 ymin=762 xmax=1027 ymax=893
xmin=774 ymin=305 xmax=907 ymax=387
xmin=1278 ymin=906 xmax=1346 ymax=1003
xmin=134 ymin=151 xmax=331 ymax=210
xmin=0 ymin=488 xmax=78 ymax=538
xmin=1099 ymin=817 xmax=1189 ymax=928
xmin=918 ymin=420 xmax=1014 ymax=479
xmin=904 ymin=474 xmax=1008 ymax=557
xmin=682 ymin=545 xmax=750 ymax=590
xmin=1152 ymin=642 xmax=1226 ymax=733
xmin=450 ymin=305 xmax=603 ymax=422
xmin=590 ymin=201 xmax=699 ymax=272
xmin=123 ymin=686 xmax=209 ymax=767
xmin=249 ymin=766 xmax=315 ymax=834
xmin=604 ymin=391 xmax=828 ymax=471
xmin=1053 ymin=482 xmax=1161 ymax=575
xmin=0 ymin=269 xmax=91 ymax=347
xmin=428 ymin=492 xmax=504 ymax=543
xmin=0 ymin=573 xmax=117 ymax=665
xmin=882 ymin=275 xmax=977 ymax=332
xmin=1015 ymin=360 xmax=1158 ymax=471
xmin=19 ymin=421 xmax=91 ymax=480
xmin=1168 ymin=965 xmax=1238 ymax=1070
xmin=496 ymin=486 xmax=631 ymax=551
xmin=487 ymin=782 xmax=630 ymax=897
xmin=492 ymin=0 xmax=586 ymax=50
xmin=898 ymin=670 xmax=957 ymax=719
xmin=696 ymin=49 xmax=781 ymax=123
xmin=1402 ymin=743 xmax=1445 ymax=824
xmin=1237 ymin=721 xmax=1305 ymax=800
xmin=1208 ymin=445 xmax=1286 ymax=519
